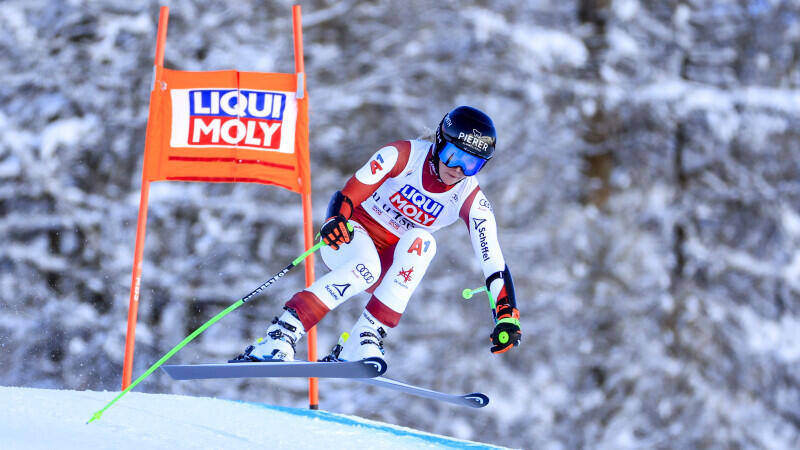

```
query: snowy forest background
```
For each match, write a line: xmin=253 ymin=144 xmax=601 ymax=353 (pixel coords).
xmin=1 ymin=0 xmax=799 ymax=448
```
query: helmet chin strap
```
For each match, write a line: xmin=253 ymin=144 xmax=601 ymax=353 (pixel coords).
xmin=429 ymin=144 xmax=444 ymax=181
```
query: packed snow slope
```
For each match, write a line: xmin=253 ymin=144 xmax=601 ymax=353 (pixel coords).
xmin=0 ymin=386 xmax=507 ymax=450
xmin=2 ymin=1 xmax=800 ymax=449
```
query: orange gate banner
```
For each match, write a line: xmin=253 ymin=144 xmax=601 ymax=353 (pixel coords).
xmin=143 ymin=69 xmax=310 ymax=193
xmin=124 ymin=5 xmax=319 ymax=408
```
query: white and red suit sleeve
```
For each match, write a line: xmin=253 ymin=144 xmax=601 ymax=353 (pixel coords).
xmin=341 ymin=141 xmax=411 ymax=206
xmin=460 ymin=187 xmax=510 ymax=302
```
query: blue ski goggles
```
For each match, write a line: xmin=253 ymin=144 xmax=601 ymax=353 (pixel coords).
xmin=437 ymin=142 xmax=488 ymax=176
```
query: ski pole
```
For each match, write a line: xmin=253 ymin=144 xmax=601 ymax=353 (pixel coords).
xmin=462 ymin=285 xmax=514 ymax=346
xmin=87 ymin=234 xmax=336 ymax=424
xmin=462 ymin=285 xmax=519 ymax=347
xmin=462 ymin=286 xmax=495 ymax=310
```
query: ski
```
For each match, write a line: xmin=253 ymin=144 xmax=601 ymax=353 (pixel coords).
xmin=356 ymin=376 xmax=489 ymax=408
xmin=161 ymin=357 xmax=387 ymax=380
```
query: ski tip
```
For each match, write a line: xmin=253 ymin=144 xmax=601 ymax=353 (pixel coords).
xmin=463 ymin=393 xmax=490 ymax=408
xmin=361 ymin=357 xmax=388 ymax=376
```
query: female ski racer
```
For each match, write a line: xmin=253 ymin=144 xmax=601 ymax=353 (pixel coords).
xmin=236 ymin=106 xmax=521 ymax=362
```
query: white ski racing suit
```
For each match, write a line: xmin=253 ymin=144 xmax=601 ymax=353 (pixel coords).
xmin=283 ymin=139 xmax=515 ymax=331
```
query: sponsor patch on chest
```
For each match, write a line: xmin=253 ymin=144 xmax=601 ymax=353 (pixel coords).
xmin=388 ymin=185 xmax=444 ymax=226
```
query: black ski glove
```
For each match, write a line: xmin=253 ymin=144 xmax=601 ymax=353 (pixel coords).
xmin=490 ymin=319 xmax=521 ymax=353
xmin=490 ymin=299 xmax=521 ymax=354
xmin=320 ymin=215 xmax=352 ymax=250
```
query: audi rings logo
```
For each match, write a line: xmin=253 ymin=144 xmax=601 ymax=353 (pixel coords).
xmin=355 ymin=264 xmax=375 ymax=284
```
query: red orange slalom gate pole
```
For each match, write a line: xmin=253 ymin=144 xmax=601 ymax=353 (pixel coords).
xmin=292 ymin=4 xmax=320 ymax=410
xmin=121 ymin=5 xmax=169 ymax=390
xmin=121 ymin=6 xmax=319 ymax=409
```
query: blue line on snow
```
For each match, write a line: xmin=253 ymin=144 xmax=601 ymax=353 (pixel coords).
xmin=236 ymin=400 xmax=505 ymax=449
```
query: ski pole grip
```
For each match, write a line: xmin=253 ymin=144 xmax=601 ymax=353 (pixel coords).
xmin=300 ymin=221 xmax=353 ymax=262
xmin=462 ymin=286 xmax=487 ymax=300
xmin=462 ymin=286 xmax=495 ymax=311
xmin=314 ymin=222 xmax=354 ymax=247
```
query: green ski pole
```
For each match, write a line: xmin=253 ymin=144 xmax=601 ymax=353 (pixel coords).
xmin=462 ymin=286 xmax=495 ymax=310
xmin=87 ymin=238 xmax=330 ymax=424
xmin=462 ymin=285 xmax=519 ymax=347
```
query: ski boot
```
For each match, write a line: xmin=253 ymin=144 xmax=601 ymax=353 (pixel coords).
xmin=233 ymin=307 xmax=305 ymax=361
xmin=327 ymin=311 xmax=387 ymax=362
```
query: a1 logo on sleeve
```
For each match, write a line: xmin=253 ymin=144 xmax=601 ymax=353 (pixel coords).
xmin=355 ymin=145 xmax=399 ymax=185
xmin=370 ymin=154 xmax=385 ymax=174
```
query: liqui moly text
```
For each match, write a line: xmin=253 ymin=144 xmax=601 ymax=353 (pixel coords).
xmin=170 ymin=88 xmax=296 ymax=153
xmin=389 ymin=185 xmax=443 ymax=226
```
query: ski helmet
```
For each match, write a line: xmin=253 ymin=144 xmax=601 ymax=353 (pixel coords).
xmin=433 ymin=106 xmax=496 ymax=176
